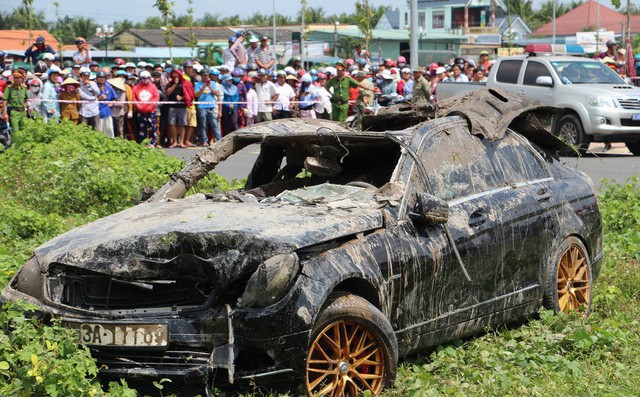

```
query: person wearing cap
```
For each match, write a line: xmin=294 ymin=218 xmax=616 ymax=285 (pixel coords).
xmin=220 ymin=74 xmax=239 ymax=134
xmin=72 ymin=37 xmax=92 ymax=68
xmin=94 ymin=71 xmax=117 ymax=138
xmin=27 ymin=79 xmax=46 ymax=119
xmin=132 ymin=70 xmax=160 ymax=147
xmin=59 ymin=77 xmax=81 ymax=124
xmin=297 ymin=73 xmax=318 ymax=119
xmin=231 ymin=30 xmax=249 ymax=67
xmin=312 ymin=73 xmax=331 ymax=120
xmin=194 ymin=68 xmax=223 ymax=146
xmin=596 ymin=40 xmax=618 ymax=61
xmin=255 ymin=68 xmax=278 ymax=123
xmin=273 ymin=71 xmax=296 ymax=119
xmin=353 ymin=70 xmax=374 ymax=107
xmin=223 ymin=37 xmax=237 ymax=70
xmin=325 ymin=61 xmax=368 ymax=122
xmin=109 ymin=76 xmax=127 ymax=139
xmin=182 ymin=61 xmax=199 ymax=145
xmin=89 ymin=61 xmax=100 ymax=74
xmin=411 ymin=67 xmax=431 ymax=106
xmin=396 ymin=68 xmax=414 ymax=98
xmin=25 ymin=36 xmax=56 ymax=65
xmin=243 ymin=76 xmax=258 ymax=126
xmin=78 ymin=67 xmax=101 ymax=129
xmin=255 ymin=36 xmax=274 ymax=71
xmin=42 ymin=52 xmax=56 ymax=70
xmin=42 ymin=68 xmax=61 ymax=120
xmin=166 ymin=69 xmax=194 ymax=147
xmin=5 ymin=70 xmax=29 ymax=132
xmin=247 ymin=37 xmax=260 ymax=67
xmin=353 ymin=44 xmax=370 ymax=65
xmin=477 ymin=50 xmax=491 ymax=70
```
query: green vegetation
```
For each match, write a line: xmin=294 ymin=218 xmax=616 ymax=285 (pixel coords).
xmin=1 ymin=119 xmax=639 ymax=395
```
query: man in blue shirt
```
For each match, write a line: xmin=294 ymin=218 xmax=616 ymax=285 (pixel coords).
xmin=194 ymin=68 xmax=223 ymax=145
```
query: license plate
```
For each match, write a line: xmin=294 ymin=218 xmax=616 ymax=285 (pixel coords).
xmin=632 ymin=113 xmax=640 ymax=120
xmin=66 ymin=322 xmax=168 ymax=347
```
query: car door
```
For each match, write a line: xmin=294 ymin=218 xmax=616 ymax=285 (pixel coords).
xmin=489 ymin=130 xmax=557 ymax=303
xmin=398 ymin=121 xmax=506 ymax=336
xmin=520 ymin=60 xmax=555 ymax=105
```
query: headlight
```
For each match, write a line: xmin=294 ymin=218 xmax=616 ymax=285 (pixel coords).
xmin=586 ymin=96 xmax=616 ymax=108
xmin=10 ymin=256 xmax=45 ymax=300
xmin=239 ymin=253 xmax=299 ymax=308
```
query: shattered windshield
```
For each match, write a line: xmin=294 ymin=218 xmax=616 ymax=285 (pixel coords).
xmin=233 ymin=135 xmax=403 ymax=203
xmin=551 ymin=60 xmax=625 ymax=84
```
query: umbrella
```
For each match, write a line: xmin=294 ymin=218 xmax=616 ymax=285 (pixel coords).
xmin=626 ymin=36 xmax=636 ymax=79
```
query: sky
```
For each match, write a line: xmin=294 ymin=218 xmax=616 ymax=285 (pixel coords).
xmin=3 ymin=0 xmax=623 ymax=26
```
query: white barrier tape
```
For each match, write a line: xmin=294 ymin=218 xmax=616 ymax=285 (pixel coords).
xmin=25 ymin=99 xmax=356 ymax=105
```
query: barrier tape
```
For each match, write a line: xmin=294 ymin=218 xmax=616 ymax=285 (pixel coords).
xmin=23 ymin=98 xmax=353 ymax=106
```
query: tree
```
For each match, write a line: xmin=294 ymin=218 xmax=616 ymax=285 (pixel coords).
xmin=245 ymin=12 xmax=271 ymax=26
xmin=299 ymin=7 xmax=327 ymax=24
xmin=114 ymin=19 xmax=134 ymax=35
xmin=186 ymin=0 xmax=196 ymax=58
xmin=68 ymin=17 xmax=98 ymax=41
xmin=0 ymin=11 xmax=15 ymax=30
xmin=530 ymin=0 xmax=569 ymax=31
xmin=171 ymin=14 xmax=191 ymax=27
xmin=11 ymin=5 xmax=46 ymax=30
xmin=199 ymin=13 xmax=222 ymax=27
xmin=355 ymin=0 xmax=374 ymax=52
xmin=504 ymin=0 xmax=535 ymax=25
xmin=135 ymin=16 xmax=164 ymax=29
xmin=154 ymin=0 xmax=175 ymax=62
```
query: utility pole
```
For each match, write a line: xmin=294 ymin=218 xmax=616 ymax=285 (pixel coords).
xmin=627 ymin=0 xmax=631 ymax=44
xmin=552 ymin=0 xmax=556 ymax=44
xmin=409 ymin=0 xmax=418 ymax=69
xmin=272 ymin=0 xmax=277 ymax=71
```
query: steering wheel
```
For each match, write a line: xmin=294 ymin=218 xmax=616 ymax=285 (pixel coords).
xmin=346 ymin=181 xmax=377 ymax=189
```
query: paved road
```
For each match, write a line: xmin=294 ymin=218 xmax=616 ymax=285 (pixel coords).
xmin=164 ymin=142 xmax=639 ymax=190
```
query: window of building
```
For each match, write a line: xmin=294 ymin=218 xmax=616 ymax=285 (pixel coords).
xmin=432 ymin=10 xmax=445 ymax=29
xmin=418 ymin=12 xmax=426 ymax=30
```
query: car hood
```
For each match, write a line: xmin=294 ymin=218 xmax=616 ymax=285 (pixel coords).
xmin=33 ymin=194 xmax=383 ymax=279
xmin=563 ymin=84 xmax=640 ymax=97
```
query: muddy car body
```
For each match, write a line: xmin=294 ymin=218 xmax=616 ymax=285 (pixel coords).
xmin=3 ymin=93 xmax=603 ymax=395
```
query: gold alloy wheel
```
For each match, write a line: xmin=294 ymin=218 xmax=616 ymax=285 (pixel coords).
xmin=556 ymin=243 xmax=591 ymax=314
xmin=306 ymin=319 xmax=386 ymax=397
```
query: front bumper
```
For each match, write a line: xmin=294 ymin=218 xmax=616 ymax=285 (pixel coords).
xmin=587 ymin=107 xmax=640 ymax=141
xmin=1 ymin=285 xmax=309 ymax=389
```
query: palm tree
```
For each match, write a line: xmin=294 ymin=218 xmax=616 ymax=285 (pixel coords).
xmin=135 ymin=16 xmax=163 ymax=29
xmin=0 ymin=11 xmax=16 ymax=29
xmin=299 ymin=7 xmax=328 ymax=24
xmin=69 ymin=17 xmax=98 ymax=41
xmin=245 ymin=12 xmax=270 ymax=26
xmin=221 ymin=15 xmax=242 ymax=26
xmin=114 ymin=19 xmax=134 ymax=35
xmin=199 ymin=13 xmax=222 ymax=27
xmin=531 ymin=0 xmax=569 ymax=31
xmin=504 ymin=0 xmax=535 ymax=25
xmin=11 ymin=5 xmax=46 ymax=29
xmin=171 ymin=14 xmax=192 ymax=27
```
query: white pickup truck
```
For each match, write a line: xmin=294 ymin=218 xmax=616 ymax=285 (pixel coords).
xmin=438 ymin=54 xmax=640 ymax=155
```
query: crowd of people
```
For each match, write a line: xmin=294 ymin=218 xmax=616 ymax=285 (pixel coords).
xmin=0 ymin=32 xmax=635 ymax=149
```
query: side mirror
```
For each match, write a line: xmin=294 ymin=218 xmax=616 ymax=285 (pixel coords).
xmin=535 ymin=76 xmax=554 ymax=87
xmin=410 ymin=193 xmax=449 ymax=225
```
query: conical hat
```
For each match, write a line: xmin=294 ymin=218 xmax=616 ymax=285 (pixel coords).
xmin=107 ymin=78 xmax=126 ymax=92
xmin=61 ymin=77 xmax=80 ymax=86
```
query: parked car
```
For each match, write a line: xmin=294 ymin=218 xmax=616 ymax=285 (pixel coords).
xmin=438 ymin=46 xmax=640 ymax=155
xmin=2 ymin=107 xmax=603 ymax=396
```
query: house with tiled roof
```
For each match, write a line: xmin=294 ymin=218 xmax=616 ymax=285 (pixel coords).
xmin=532 ymin=0 xmax=640 ymax=39
xmin=0 ymin=30 xmax=61 ymax=55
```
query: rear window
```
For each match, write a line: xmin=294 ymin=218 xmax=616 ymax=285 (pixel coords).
xmin=523 ymin=61 xmax=552 ymax=86
xmin=496 ymin=60 xmax=523 ymax=84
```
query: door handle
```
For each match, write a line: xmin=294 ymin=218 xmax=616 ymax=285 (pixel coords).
xmin=468 ymin=208 xmax=487 ymax=227
xmin=537 ymin=187 xmax=552 ymax=203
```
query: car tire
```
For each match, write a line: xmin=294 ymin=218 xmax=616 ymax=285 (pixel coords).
xmin=306 ymin=294 xmax=398 ymax=397
xmin=626 ymin=142 xmax=640 ymax=156
xmin=555 ymin=114 xmax=590 ymax=156
xmin=543 ymin=236 xmax=593 ymax=317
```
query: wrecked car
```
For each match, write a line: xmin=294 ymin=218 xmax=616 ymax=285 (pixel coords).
xmin=2 ymin=89 xmax=603 ymax=396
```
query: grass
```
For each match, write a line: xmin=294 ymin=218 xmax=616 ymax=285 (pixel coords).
xmin=1 ymin=119 xmax=639 ymax=396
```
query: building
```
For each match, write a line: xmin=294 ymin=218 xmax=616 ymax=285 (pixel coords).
xmin=377 ymin=0 xmax=505 ymax=34
xmin=0 ymin=30 xmax=61 ymax=57
xmin=531 ymin=0 xmax=640 ymax=40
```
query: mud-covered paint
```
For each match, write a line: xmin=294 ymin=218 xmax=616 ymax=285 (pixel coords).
xmin=1 ymin=94 xmax=603 ymax=395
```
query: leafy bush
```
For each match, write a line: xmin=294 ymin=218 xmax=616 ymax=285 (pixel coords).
xmin=599 ymin=176 xmax=640 ymax=260
xmin=0 ymin=301 xmax=137 ymax=396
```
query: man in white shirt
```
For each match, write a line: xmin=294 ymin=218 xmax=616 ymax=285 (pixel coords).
xmin=255 ymin=68 xmax=278 ymax=122
xmin=449 ymin=64 xmax=469 ymax=82
xmin=313 ymin=72 xmax=332 ymax=120
xmin=273 ymin=71 xmax=295 ymax=119
xmin=222 ymin=37 xmax=237 ymax=70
